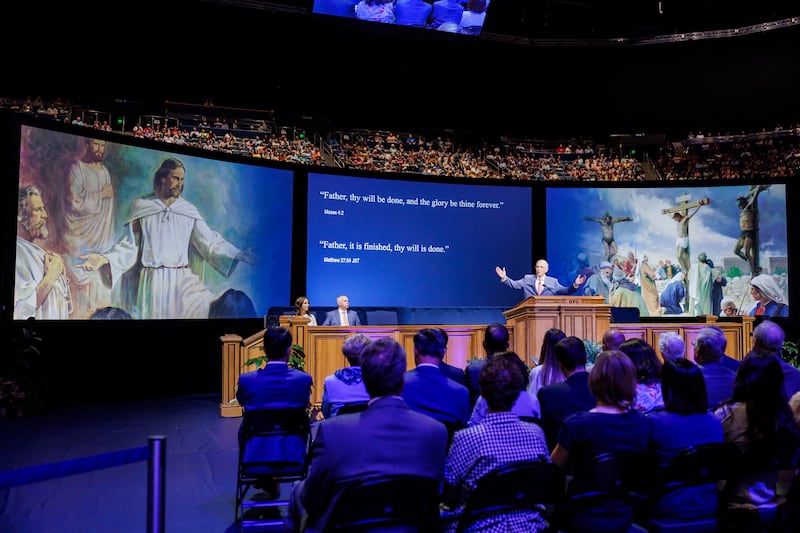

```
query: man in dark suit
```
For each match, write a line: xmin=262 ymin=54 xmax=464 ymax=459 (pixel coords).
xmin=433 ymin=327 xmax=469 ymax=387
xmin=403 ymin=328 xmax=470 ymax=425
xmin=321 ymin=294 xmax=361 ymax=326
xmin=289 ymin=337 xmax=449 ymax=532
xmin=694 ymin=325 xmax=736 ymax=409
xmin=495 ymin=258 xmax=586 ymax=299
xmin=537 ymin=336 xmax=595 ymax=451
xmin=465 ymin=323 xmax=510 ymax=407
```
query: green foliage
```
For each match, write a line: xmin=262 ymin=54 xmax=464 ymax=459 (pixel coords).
xmin=782 ymin=341 xmax=800 ymax=369
xmin=727 ymin=266 xmax=743 ymax=278
xmin=583 ymin=339 xmax=603 ymax=365
xmin=243 ymin=343 xmax=307 ymax=372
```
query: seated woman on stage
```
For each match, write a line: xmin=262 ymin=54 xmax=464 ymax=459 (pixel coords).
xmin=294 ymin=295 xmax=318 ymax=326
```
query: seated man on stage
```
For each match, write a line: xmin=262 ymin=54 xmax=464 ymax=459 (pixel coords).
xmin=495 ymin=259 xmax=586 ymax=299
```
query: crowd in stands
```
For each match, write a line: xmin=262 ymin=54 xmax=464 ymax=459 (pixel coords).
xmin=3 ymin=96 xmax=798 ymax=181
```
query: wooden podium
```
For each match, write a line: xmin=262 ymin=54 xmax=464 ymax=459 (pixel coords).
xmin=503 ymin=296 xmax=611 ymax=367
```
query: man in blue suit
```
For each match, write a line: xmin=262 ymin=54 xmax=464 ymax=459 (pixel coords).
xmin=403 ymin=328 xmax=471 ymax=425
xmin=289 ymin=337 xmax=448 ymax=532
xmin=235 ymin=326 xmax=313 ymax=474
xmin=495 ymin=259 xmax=586 ymax=299
xmin=695 ymin=325 xmax=736 ymax=410
xmin=321 ymin=294 xmax=361 ymax=326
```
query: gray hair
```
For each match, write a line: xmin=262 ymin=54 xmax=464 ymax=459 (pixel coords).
xmin=694 ymin=326 xmax=727 ymax=364
xmin=658 ymin=331 xmax=686 ymax=360
xmin=341 ymin=333 xmax=372 ymax=365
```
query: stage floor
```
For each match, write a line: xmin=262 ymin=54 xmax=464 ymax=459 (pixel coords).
xmin=0 ymin=393 xmax=261 ymax=533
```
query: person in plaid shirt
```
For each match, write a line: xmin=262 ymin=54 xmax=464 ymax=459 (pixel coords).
xmin=441 ymin=351 xmax=552 ymax=532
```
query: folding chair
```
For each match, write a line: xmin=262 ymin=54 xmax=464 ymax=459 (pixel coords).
xmin=455 ymin=461 xmax=566 ymax=533
xmin=637 ymin=441 xmax=742 ymax=533
xmin=234 ymin=407 xmax=312 ymax=531
xmin=325 ymin=474 xmax=441 ymax=532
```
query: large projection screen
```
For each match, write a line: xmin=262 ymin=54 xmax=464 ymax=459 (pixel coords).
xmin=306 ymin=172 xmax=532 ymax=307
xmin=545 ymin=183 xmax=789 ymax=318
xmin=14 ymin=125 xmax=293 ymax=320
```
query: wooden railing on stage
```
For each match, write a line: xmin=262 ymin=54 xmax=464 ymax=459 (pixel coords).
xmin=219 ymin=310 xmax=754 ymax=417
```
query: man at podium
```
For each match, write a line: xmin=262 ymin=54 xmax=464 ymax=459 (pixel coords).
xmin=495 ymin=259 xmax=586 ymax=299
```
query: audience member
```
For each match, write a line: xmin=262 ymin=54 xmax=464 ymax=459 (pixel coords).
xmin=646 ymin=358 xmax=723 ymax=521
xmin=459 ymin=0 xmax=487 ymax=33
xmin=321 ymin=295 xmax=360 ymax=326
xmin=550 ymin=350 xmax=649 ymax=533
xmin=713 ymin=350 xmax=800 ymax=514
xmin=619 ymin=338 xmax=664 ymax=413
xmin=694 ymin=325 xmax=736 ymax=409
xmin=527 ymin=327 xmax=567 ymax=399
xmin=403 ymin=328 xmax=471 ymax=425
xmin=440 ymin=351 xmax=551 ymax=532
xmin=751 ymin=319 xmax=800 ymax=399
xmin=354 ymin=0 xmax=394 ymax=23
xmin=601 ymin=327 xmax=625 ymax=351
xmin=289 ymin=338 xmax=448 ymax=532
xmin=321 ymin=333 xmax=372 ymax=418
xmin=393 ymin=0 xmax=431 ymax=27
xmin=312 ymin=0 xmax=358 ymax=18
xmin=537 ymin=336 xmax=595 ymax=450
xmin=429 ymin=0 xmax=464 ymax=29
xmin=495 ymin=258 xmax=586 ymax=299
xmin=748 ymin=274 xmax=789 ymax=317
xmin=434 ymin=328 xmax=469 ymax=387
xmin=294 ymin=295 xmax=318 ymax=326
xmin=468 ymin=350 xmax=537 ymax=426
xmin=464 ymin=323 xmax=510 ymax=407
xmin=657 ymin=331 xmax=685 ymax=361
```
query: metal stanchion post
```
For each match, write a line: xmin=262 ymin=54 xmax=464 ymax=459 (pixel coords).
xmin=147 ymin=435 xmax=166 ymax=533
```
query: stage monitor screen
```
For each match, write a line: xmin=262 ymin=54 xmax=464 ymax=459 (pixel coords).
xmin=14 ymin=125 xmax=294 ymax=320
xmin=306 ymin=172 xmax=531 ymax=307
xmin=312 ymin=0 xmax=492 ymax=37
xmin=545 ymin=183 xmax=789 ymax=318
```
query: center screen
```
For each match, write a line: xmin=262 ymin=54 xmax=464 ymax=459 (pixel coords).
xmin=306 ymin=172 xmax=532 ymax=307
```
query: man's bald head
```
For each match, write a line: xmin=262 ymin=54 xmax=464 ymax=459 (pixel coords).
xmin=602 ymin=328 xmax=625 ymax=351
xmin=752 ymin=320 xmax=785 ymax=354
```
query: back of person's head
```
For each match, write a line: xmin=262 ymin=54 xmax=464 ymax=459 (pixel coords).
xmin=658 ymin=331 xmax=686 ymax=360
xmin=341 ymin=333 xmax=372 ymax=366
xmin=554 ymin=336 xmax=587 ymax=371
xmin=433 ymin=327 xmax=449 ymax=348
xmin=480 ymin=351 xmax=528 ymax=412
xmin=602 ymin=328 xmax=625 ymax=351
xmin=263 ymin=326 xmax=293 ymax=361
xmin=89 ymin=306 xmax=132 ymax=320
xmin=589 ymin=350 xmax=636 ymax=410
xmin=483 ymin=323 xmax=510 ymax=355
xmin=733 ymin=349 xmax=794 ymax=443
xmin=413 ymin=328 xmax=446 ymax=360
xmin=208 ymin=288 xmax=257 ymax=318
xmin=361 ymin=338 xmax=406 ymax=398
xmin=619 ymin=337 xmax=662 ymax=385
xmin=540 ymin=328 xmax=566 ymax=364
xmin=661 ymin=357 xmax=708 ymax=414
xmin=694 ymin=326 xmax=727 ymax=364
xmin=752 ymin=320 xmax=785 ymax=354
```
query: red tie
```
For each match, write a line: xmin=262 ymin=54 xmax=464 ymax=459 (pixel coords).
xmin=537 ymin=278 xmax=543 ymax=295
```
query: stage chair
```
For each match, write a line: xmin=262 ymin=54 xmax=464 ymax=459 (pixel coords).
xmin=324 ymin=474 xmax=441 ymax=532
xmin=234 ymin=406 xmax=312 ymax=530
xmin=636 ymin=441 xmax=742 ymax=533
xmin=455 ymin=460 xmax=566 ymax=533
xmin=557 ymin=450 xmax=654 ymax=533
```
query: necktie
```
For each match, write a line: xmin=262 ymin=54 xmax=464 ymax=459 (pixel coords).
xmin=537 ymin=278 xmax=543 ymax=295
xmin=341 ymin=311 xmax=349 ymax=326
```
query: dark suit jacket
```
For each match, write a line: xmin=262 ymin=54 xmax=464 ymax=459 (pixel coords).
xmin=299 ymin=396 xmax=448 ymax=532
xmin=402 ymin=365 xmax=471 ymax=424
xmin=719 ymin=354 xmax=740 ymax=372
xmin=502 ymin=274 xmax=579 ymax=298
xmin=699 ymin=361 xmax=736 ymax=409
xmin=537 ymin=371 xmax=595 ymax=450
xmin=465 ymin=359 xmax=486 ymax=407
xmin=321 ymin=308 xmax=361 ymax=326
xmin=440 ymin=361 xmax=468 ymax=387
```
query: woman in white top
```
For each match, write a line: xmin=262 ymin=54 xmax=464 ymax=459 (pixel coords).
xmin=294 ymin=295 xmax=318 ymax=326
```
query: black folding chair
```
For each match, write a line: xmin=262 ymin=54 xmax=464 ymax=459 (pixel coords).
xmin=325 ymin=474 xmax=441 ymax=532
xmin=456 ymin=461 xmax=566 ymax=533
xmin=234 ymin=407 xmax=312 ymax=529
xmin=638 ymin=441 xmax=742 ymax=533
